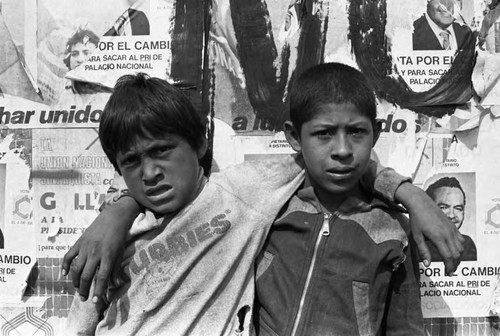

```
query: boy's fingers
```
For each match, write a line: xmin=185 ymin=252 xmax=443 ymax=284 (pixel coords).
xmin=69 ymin=252 xmax=88 ymax=290
xmin=455 ymin=230 xmax=465 ymax=251
xmin=442 ymin=255 xmax=460 ymax=276
xmin=76 ymin=259 xmax=99 ymax=301
xmin=437 ymin=237 xmax=460 ymax=276
xmin=413 ymin=232 xmax=431 ymax=267
xmin=92 ymin=259 xmax=113 ymax=303
xmin=62 ymin=242 xmax=80 ymax=276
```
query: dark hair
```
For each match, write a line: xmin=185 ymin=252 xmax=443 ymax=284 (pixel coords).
xmin=425 ymin=176 xmax=466 ymax=205
xmin=63 ymin=29 xmax=100 ymax=69
xmin=99 ymin=73 xmax=207 ymax=172
xmin=288 ymin=62 xmax=377 ymax=131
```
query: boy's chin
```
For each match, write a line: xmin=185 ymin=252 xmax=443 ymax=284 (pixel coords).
xmin=320 ymin=181 xmax=361 ymax=197
xmin=145 ymin=202 xmax=183 ymax=218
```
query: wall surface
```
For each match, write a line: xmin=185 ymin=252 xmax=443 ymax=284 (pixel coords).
xmin=0 ymin=0 xmax=499 ymax=335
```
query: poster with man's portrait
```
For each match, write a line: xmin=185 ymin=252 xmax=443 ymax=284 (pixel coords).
xmin=423 ymin=172 xmax=477 ymax=262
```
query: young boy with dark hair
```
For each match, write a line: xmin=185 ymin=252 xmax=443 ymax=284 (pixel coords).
xmin=66 ymin=72 xmax=306 ymax=335
xmin=254 ymin=62 xmax=424 ymax=335
xmin=64 ymin=72 xmax=462 ymax=335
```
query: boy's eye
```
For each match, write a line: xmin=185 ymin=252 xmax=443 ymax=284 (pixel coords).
xmin=315 ymin=130 xmax=333 ymax=139
xmin=120 ymin=155 xmax=140 ymax=167
xmin=153 ymin=145 xmax=174 ymax=157
xmin=349 ymin=128 xmax=369 ymax=137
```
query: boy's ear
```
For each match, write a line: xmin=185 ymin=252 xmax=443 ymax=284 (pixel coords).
xmin=197 ymin=137 xmax=209 ymax=159
xmin=373 ymin=120 xmax=382 ymax=147
xmin=283 ymin=121 xmax=302 ymax=153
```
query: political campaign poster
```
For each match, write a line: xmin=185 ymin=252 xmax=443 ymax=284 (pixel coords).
xmin=2 ymin=0 xmax=500 ymax=334
xmin=0 ymin=131 xmax=36 ymax=300
xmin=413 ymin=112 xmax=500 ymax=318
xmin=31 ymin=128 xmax=115 ymax=258
xmin=35 ymin=0 xmax=208 ymax=126
xmin=209 ymin=0 xmax=483 ymax=135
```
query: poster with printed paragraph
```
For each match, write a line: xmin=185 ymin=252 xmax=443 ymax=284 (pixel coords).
xmin=412 ymin=113 xmax=500 ymax=318
xmin=3 ymin=0 xmax=500 ymax=333
xmin=1 ymin=0 xmax=207 ymax=333
xmin=0 ymin=132 xmax=36 ymax=300
xmin=37 ymin=0 xmax=173 ymax=101
xmin=17 ymin=0 xmax=173 ymax=129
xmin=209 ymin=0 xmax=484 ymax=134
xmin=31 ymin=129 xmax=115 ymax=258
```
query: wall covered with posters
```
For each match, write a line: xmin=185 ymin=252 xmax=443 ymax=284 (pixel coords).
xmin=0 ymin=0 xmax=500 ymax=334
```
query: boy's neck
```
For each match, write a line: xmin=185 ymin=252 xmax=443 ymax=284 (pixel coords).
xmin=153 ymin=167 xmax=207 ymax=220
xmin=311 ymin=182 xmax=364 ymax=214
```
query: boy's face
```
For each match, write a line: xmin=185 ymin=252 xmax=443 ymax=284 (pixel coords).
xmin=116 ymin=134 xmax=206 ymax=216
xmin=285 ymin=102 xmax=379 ymax=204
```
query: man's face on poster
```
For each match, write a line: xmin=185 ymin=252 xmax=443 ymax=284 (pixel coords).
xmin=432 ymin=186 xmax=465 ymax=229
xmin=69 ymin=41 xmax=97 ymax=70
xmin=427 ymin=0 xmax=455 ymax=29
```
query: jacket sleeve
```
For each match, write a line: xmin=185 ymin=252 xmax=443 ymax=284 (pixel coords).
xmin=361 ymin=160 xmax=411 ymax=203
xmin=384 ymin=217 xmax=425 ymax=336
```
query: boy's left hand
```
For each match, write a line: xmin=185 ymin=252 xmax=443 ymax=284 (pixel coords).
xmin=395 ymin=182 xmax=465 ymax=276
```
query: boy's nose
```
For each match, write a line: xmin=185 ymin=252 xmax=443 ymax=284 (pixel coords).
xmin=141 ymin=159 xmax=163 ymax=185
xmin=331 ymin=133 xmax=352 ymax=158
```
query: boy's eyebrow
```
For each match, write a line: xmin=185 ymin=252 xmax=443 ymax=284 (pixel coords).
xmin=311 ymin=120 xmax=371 ymax=128
xmin=120 ymin=139 xmax=176 ymax=156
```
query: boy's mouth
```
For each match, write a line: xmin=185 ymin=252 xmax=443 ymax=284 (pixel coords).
xmin=326 ymin=167 xmax=355 ymax=174
xmin=146 ymin=185 xmax=172 ymax=197
xmin=325 ymin=167 xmax=356 ymax=180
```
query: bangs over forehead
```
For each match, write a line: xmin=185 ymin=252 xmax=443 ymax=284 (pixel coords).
xmin=99 ymin=74 xmax=206 ymax=170
xmin=289 ymin=63 xmax=377 ymax=130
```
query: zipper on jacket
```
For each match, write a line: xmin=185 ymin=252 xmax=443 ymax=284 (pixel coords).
xmin=290 ymin=212 xmax=332 ymax=336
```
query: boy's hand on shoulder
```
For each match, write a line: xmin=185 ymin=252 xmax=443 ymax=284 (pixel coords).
xmin=62 ymin=196 xmax=140 ymax=303
xmin=395 ymin=182 xmax=465 ymax=276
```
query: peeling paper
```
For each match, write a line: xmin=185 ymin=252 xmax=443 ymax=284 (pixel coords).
xmin=490 ymin=276 xmax=500 ymax=316
xmin=0 ymin=134 xmax=37 ymax=300
xmin=46 ymin=220 xmax=61 ymax=239
xmin=472 ymin=51 xmax=500 ymax=106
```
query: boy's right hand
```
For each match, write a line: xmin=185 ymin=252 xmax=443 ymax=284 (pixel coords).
xmin=62 ymin=196 xmax=140 ymax=303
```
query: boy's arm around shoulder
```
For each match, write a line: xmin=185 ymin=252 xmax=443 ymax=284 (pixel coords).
xmin=219 ymin=154 xmax=305 ymax=216
xmin=383 ymin=215 xmax=425 ymax=336
xmin=363 ymin=160 xmax=465 ymax=275
xmin=62 ymin=172 xmax=142 ymax=303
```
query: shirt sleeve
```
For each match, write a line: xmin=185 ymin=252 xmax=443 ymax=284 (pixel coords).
xmin=360 ymin=160 xmax=411 ymax=203
xmin=217 ymin=154 xmax=305 ymax=219
xmin=99 ymin=171 xmax=129 ymax=212
xmin=384 ymin=218 xmax=425 ymax=336
xmin=66 ymin=284 xmax=107 ymax=335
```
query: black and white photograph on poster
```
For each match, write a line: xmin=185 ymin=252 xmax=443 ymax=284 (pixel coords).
xmin=389 ymin=0 xmax=476 ymax=98
xmin=412 ymin=0 xmax=474 ymax=51
xmin=103 ymin=0 xmax=151 ymax=37
xmin=423 ymin=172 xmax=477 ymax=262
xmin=36 ymin=0 xmax=173 ymax=109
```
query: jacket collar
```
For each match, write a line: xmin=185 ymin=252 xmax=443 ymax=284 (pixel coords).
xmin=296 ymin=185 xmax=395 ymax=216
